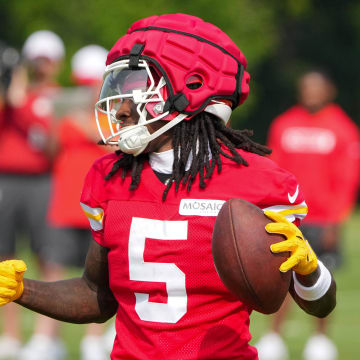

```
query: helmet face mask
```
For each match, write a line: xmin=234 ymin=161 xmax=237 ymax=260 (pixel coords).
xmin=95 ymin=59 xmax=182 ymax=155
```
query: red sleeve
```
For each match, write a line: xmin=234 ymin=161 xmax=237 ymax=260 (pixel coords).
xmin=80 ymin=153 xmax=121 ymax=245
xmin=251 ymin=156 xmax=308 ymax=226
xmin=80 ymin=159 xmax=108 ymax=245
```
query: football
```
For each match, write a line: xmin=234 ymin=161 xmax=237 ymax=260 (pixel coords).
xmin=212 ymin=198 xmax=291 ymax=314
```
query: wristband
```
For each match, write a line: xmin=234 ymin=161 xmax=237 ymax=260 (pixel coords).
xmin=293 ymin=260 xmax=332 ymax=301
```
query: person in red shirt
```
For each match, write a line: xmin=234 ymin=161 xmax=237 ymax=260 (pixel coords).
xmin=0 ymin=15 xmax=336 ymax=360
xmin=257 ymin=70 xmax=359 ymax=360
xmin=0 ymin=30 xmax=66 ymax=359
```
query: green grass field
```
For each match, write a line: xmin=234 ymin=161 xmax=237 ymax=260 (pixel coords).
xmin=5 ymin=210 xmax=360 ymax=359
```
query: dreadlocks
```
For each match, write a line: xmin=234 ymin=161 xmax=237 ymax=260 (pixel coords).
xmin=105 ymin=112 xmax=272 ymax=200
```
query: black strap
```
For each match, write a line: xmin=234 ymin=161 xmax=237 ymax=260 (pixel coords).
xmin=129 ymin=43 xmax=145 ymax=68
xmin=163 ymin=93 xmax=190 ymax=113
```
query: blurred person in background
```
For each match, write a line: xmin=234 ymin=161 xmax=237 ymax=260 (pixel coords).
xmin=40 ymin=44 xmax=114 ymax=360
xmin=257 ymin=70 xmax=360 ymax=360
xmin=0 ymin=30 xmax=65 ymax=359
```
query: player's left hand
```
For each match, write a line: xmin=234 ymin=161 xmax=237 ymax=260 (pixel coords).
xmin=264 ymin=211 xmax=318 ymax=275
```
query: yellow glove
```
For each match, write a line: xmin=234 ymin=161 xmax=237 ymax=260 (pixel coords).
xmin=0 ymin=260 xmax=27 ymax=306
xmin=264 ymin=211 xmax=318 ymax=275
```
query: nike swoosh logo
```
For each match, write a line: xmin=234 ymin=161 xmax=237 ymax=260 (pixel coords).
xmin=288 ymin=185 xmax=299 ymax=204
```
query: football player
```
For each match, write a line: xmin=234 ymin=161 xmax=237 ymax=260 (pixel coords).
xmin=0 ymin=14 xmax=336 ymax=359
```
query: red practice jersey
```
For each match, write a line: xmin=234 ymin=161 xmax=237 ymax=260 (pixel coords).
xmin=268 ymin=104 xmax=360 ymax=224
xmin=80 ymin=149 xmax=307 ymax=360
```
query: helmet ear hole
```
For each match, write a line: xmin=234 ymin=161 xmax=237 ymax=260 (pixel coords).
xmin=186 ymin=74 xmax=203 ymax=90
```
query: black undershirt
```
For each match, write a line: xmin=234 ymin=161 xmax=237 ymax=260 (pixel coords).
xmin=152 ymin=170 xmax=172 ymax=184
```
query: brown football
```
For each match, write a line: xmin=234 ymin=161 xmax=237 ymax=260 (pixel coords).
xmin=212 ymin=198 xmax=291 ymax=314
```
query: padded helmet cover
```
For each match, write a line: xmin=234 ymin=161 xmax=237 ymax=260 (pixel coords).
xmin=106 ymin=13 xmax=250 ymax=116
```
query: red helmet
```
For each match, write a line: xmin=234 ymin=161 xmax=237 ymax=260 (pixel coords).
xmin=95 ymin=14 xmax=250 ymax=155
xmin=107 ymin=13 xmax=249 ymax=113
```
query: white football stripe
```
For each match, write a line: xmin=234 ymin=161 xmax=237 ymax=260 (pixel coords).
xmin=80 ymin=202 xmax=104 ymax=231
xmin=262 ymin=201 xmax=308 ymax=223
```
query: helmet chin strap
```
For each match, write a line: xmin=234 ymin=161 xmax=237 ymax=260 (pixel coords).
xmin=118 ymin=113 xmax=188 ymax=156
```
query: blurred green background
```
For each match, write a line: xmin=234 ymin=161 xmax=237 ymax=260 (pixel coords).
xmin=1 ymin=0 xmax=360 ymax=142
xmin=1 ymin=0 xmax=360 ymax=359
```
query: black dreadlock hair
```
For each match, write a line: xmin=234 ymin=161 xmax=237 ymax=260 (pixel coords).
xmin=105 ymin=112 xmax=272 ymax=201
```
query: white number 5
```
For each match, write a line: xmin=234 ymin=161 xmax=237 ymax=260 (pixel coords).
xmin=129 ymin=217 xmax=188 ymax=323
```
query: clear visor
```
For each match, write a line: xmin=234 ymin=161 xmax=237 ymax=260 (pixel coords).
xmin=95 ymin=60 xmax=169 ymax=145
xmin=97 ymin=67 xmax=151 ymax=114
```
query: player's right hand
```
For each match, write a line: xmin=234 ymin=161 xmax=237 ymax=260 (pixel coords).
xmin=0 ymin=260 xmax=27 ymax=306
xmin=264 ymin=211 xmax=318 ymax=275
